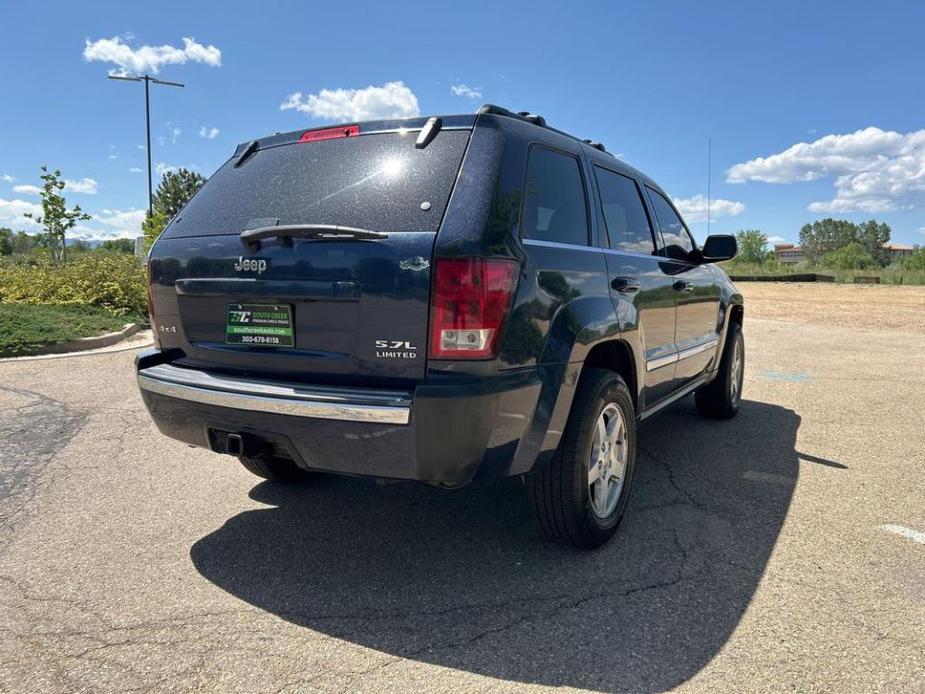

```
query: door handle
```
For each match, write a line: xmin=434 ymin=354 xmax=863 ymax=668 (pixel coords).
xmin=673 ymin=280 xmax=694 ymax=293
xmin=611 ymin=276 xmax=640 ymax=293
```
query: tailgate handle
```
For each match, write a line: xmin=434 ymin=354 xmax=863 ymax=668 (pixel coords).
xmin=240 ymin=224 xmax=388 ymax=252
xmin=175 ymin=278 xmax=360 ymax=301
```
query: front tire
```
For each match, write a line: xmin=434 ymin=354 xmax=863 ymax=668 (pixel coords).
xmin=529 ymin=369 xmax=636 ymax=550
xmin=695 ymin=321 xmax=744 ymax=419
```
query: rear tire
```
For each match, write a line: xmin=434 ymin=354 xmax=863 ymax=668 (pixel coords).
xmin=695 ymin=321 xmax=744 ymax=420
xmin=529 ymin=369 xmax=636 ymax=550
xmin=237 ymin=452 xmax=310 ymax=482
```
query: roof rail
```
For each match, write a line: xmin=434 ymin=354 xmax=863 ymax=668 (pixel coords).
xmin=478 ymin=104 xmax=611 ymax=156
xmin=582 ymin=139 xmax=610 ymax=154
xmin=477 ymin=104 xmax=548 ymax=128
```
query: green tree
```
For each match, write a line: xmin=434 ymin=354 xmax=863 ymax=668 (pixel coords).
xmin=11 ymin=231 xmax=39 ymax=255
xmin=99 ymin=238 xmax=135 ymax=254
xmin=0 ymin=228 xmax=12 ymax=256
xmin=799 ymin=218 xmax=891 ymax=265
xmin=900 ymin=248 xmax=925 ymax=272
xmin=153 ymin=168 xmax=206 ymax=219
xmin=734 ymin=229 xmax=769 ymax=264
xmin=855 ymin=219 xmax=891 ymax=264
xmin=799 ymin=218 xmax=857 ymax=263
xmin=142 ymin=209 xmax=168 ymax=253
xmin=22 ymin=166 xmax=91 ymax=263
xmin=822 ymin=242 xmax=876 ymax=270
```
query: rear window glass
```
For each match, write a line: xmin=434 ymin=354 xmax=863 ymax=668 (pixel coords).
xmin=521 ymin=147 xmax=589 ymax=246
xmin=163 ymin=130 xmax=470 ymax=237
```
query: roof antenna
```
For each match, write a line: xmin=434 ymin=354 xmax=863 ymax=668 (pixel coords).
xmin=707 ymin=136 xmax=712 ymax=237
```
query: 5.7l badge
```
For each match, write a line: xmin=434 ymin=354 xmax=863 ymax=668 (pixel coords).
xmin=375 ymin=340 xmax=417 ymax=359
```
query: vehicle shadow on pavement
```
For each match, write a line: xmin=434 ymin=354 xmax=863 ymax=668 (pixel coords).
xmin=190 ymin=399 xmax=800 ymax=693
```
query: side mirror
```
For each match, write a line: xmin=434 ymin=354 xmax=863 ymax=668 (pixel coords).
xmin=701 ymin=234 xmax=737 ymax=263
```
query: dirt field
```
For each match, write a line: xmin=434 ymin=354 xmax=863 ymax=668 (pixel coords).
xmin=737 ymin=282 xmax=925 ymax=334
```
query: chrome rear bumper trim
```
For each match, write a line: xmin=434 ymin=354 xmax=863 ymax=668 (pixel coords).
xmin=137 ymin=363 xmax=411 ymax=424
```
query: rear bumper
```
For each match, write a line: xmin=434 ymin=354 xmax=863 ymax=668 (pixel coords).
xmin=138 ymin=363 xmax=411 ymax=424
xmin=136 ymin=349 xmax=543 ymax=486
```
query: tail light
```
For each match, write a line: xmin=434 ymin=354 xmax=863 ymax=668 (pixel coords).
xmin=429 ymin=258 xmax=519 ymax=359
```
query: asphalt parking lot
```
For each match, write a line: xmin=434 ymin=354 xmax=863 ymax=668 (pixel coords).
xmin=1 ymin=295 xmax=924 ymax=692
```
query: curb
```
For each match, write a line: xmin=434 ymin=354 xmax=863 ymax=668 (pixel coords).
xmin=24 ymin=322 xmax=144 ymax=356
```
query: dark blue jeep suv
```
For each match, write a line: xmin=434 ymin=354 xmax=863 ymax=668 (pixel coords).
xmin=137 ymin=105 xmax=744 ymax=549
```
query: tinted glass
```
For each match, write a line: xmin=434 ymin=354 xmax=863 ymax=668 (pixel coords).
xmin=522 ymin=148 xmax=589 ymax=246
xmin=594 ymin=167 xmax=655 ymax=254
xmin=162 ymin=130 xmax=470 ymax=238
xmin=646 ymin=187 xmax=694 ymax=254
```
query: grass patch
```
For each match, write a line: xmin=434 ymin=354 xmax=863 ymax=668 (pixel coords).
xmin=720 ymin=261 xmax=925 ymax=285
xmin=0 ymin=303 xmax=137 ymax=357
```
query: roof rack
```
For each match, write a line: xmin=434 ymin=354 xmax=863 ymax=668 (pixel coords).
xmin=477 ymin=104 xmax=611 ymax=156
xmin=477 ymin=104 xmax=542 ymax=125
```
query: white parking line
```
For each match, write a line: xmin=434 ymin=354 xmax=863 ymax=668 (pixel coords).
xmin=880 ymin=524 xmax=925 ymax=545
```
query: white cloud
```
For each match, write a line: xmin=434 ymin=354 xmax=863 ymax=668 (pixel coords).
xmin=2 ymin=174 xmax=15 ymax=183
xmin=767 ymin=235 xmax=789 ymax=245
xmin=93 ymin=208 xmax=146 ymax=236
xmin=129 ymin=167 xmax=143 ymax=173
xmin=673 ymin=195 xmax=746 ymax=223
xmin=917 ymin=226 xmax=925 ymax=237
xmin=83 ymin=36 xmax=222 ymax=75
xmin=451 ymin=83 xmax=482 ymax=99
xmin=12 ymin=184 xmax=41 ymax=195
xmin=198 ymin=125 xmax=219 ymax=139
xmin=727 ymin=127 xmax=925 ymax=213
xmin=280 ymin=81 xmax=420 ymax=121
xmin=155 ymin=162 xmax=176 ymax=176
xmin=64 ymin=178 xmax=98 ymax=194
xmin=171 ymin=126 xmax=181 ymax=144
xmin=0 ymin=197 xmax=42 ymax=230
xmin=137 ymin=144 xmax=146 ymax=150
xmin=109 ymin=154 xmax=118 ymax=160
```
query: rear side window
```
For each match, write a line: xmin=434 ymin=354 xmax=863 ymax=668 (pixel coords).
xmin=646 ymin=187 xmax=695 ymax=254
xmin=162 ymin=130 xmax=470 ymax=237
xmin=521 ymin=147 xmax=589 ymax=246
xmin=594 ymin=167 xmax=655 ymax=254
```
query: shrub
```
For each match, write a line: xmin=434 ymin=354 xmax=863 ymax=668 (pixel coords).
xmin=901 ymin=249 xmax=925 ymax=272
xmin=822 ymin=243 xmax=877 ymax=270
xmin=0 ymin=254 xmax=146 ymax=316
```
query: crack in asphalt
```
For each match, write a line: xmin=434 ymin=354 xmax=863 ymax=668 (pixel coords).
xmin=0 ymin=385 xmax=87 ymax=553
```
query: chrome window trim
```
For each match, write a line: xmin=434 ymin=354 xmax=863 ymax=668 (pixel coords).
xmin=522 ymin=238 xmax=604 ymax=253
xmin=137 ymin=363 xmax=411 ymax=425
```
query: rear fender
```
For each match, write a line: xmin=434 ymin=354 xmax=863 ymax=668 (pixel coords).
xmin=508 ymin=294 xmax=642 ymax=475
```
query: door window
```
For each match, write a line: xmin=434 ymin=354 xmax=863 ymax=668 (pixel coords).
xmin=594 ymin=167 xmax=656 ymax=254
xmin=522 ymin=148 xmax=589 ymax=246
xmin=646 ymin=187 xmax=696 ymax=257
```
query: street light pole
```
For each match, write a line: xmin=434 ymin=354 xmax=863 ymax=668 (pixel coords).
xmin=108 ymin=74 xmax=184 ymax=218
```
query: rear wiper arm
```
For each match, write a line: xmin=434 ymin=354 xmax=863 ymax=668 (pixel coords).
xmin=240 ymin=224 xmax=389 ymax=252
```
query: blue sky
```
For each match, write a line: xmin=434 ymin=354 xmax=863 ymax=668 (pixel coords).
xmin=1 ymin=0 xmax=924 ymax=246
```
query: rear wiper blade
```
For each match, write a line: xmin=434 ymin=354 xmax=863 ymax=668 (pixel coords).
xmin=240 ymin=224 xmax=388 ymax=252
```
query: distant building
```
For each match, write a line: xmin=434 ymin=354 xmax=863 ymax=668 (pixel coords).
xmin=882 ymin=242 xmax=915 ymax=260
xmin=774 ymin=243 xmax=805 ymax=264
